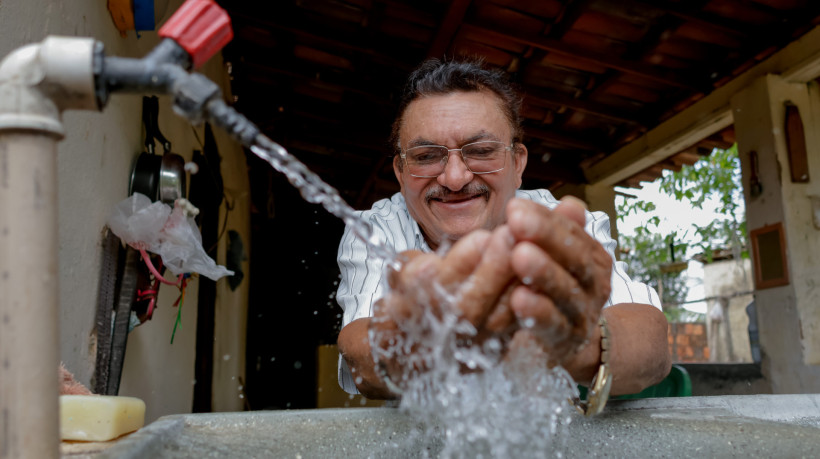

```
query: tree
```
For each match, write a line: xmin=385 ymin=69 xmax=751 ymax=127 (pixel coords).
xmin=617 ymin=144 xmax=746 ymax=322
xmin=659 ymin=144 xmax=747 ymax=263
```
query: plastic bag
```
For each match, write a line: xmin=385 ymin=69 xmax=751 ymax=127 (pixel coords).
xmin=107 ymin=193 xmax=234 ymax=281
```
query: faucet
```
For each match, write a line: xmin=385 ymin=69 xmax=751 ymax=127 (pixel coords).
xmin=0 ymin=1 xmax=263 ymax=457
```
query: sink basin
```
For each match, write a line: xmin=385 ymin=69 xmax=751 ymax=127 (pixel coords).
xmin=98 ymin=394 xmax=820 ymax=458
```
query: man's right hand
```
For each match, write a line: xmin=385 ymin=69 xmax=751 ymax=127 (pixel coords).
xmin=369 ymin=227 xmax=521 ymax=388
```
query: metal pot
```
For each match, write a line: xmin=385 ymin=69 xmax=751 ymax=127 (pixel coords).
xmin=130 ymin=151 xmax=186 ymax=204
xmin=158 ymin=152 xmax=186 ymax=204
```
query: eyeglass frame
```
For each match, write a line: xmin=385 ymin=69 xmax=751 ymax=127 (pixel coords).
xmin=399 ymin=140 xmax=515 ymax=178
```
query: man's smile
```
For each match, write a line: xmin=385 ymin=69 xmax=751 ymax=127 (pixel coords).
xmin=425 ymin=184 xmax=490 ymax=206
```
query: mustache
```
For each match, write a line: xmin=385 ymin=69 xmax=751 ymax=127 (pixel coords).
xmin=425 ymin=183 xmax=490 ymax=203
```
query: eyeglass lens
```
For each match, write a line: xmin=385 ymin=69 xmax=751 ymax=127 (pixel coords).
xmin=405 ymin=141 xmax=508 ymax=177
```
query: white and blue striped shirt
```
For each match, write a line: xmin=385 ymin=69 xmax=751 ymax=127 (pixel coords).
xmin=335 ymin=189 xmax=661 ymax=394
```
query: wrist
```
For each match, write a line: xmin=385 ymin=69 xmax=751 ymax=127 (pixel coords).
xmin=564 ymin=318 xmax=604 ymax=384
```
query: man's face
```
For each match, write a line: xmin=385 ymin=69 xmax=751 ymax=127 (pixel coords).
xmin=394 ymin=90 xmax=528 ymax=250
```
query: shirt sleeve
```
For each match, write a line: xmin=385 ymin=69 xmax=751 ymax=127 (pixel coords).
xmin=586 ymin=210 xmax=662 ymax=310
xmin=335 ymin=217 xmax=392 ymax=394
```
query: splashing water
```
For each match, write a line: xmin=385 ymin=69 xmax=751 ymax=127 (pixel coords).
xmin=250 ymin=139 xmax=398 ymax=269
xmin=250 ymin=138 xmax=577 ymax=458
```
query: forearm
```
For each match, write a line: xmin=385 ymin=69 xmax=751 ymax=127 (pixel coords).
xmin=337 ymin=318 xmax=399 ymax=400
xmin=565 ymin=303 xmax=671 ymax=396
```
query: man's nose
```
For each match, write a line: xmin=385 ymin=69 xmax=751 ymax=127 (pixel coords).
xmin=437 ymin=151 xmax=473 ymax=191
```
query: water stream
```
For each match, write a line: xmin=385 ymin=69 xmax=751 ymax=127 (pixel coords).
xmin=249 ymin=137 xmax=576 ymax=458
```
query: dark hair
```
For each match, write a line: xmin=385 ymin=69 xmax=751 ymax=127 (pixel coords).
xmin=390 ymin=58 xmax=524 ymax=158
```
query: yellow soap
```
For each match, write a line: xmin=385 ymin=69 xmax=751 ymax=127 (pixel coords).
xmin=60 ymin=395 xmax=146 ymax=441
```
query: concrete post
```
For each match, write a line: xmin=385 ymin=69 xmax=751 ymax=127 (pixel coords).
xmin=730 ymin=74 xmax=820 ymax=393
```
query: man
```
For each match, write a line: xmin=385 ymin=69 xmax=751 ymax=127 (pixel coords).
xmin=336 ymin=59 xmax=670 ymax=401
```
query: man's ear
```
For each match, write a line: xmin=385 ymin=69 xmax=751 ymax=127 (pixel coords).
xmin=513 ymin=143 xmax=528 ymax=188
xmin=393 ymin=155 xmax=405 ymax=191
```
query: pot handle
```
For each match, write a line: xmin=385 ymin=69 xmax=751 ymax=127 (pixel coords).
xmin=142 ymin=96 xmax=172 ymax=154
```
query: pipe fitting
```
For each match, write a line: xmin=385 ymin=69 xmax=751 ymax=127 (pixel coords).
xmin=0 ymin=36 xmax=101 ymax=136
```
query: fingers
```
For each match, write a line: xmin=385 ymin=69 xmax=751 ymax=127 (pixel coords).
xmin=453 ymin=226 xmax=516 ymax=326
xmin=510 ymin=285 xmax=572 ymax=341
xmin=437 ymin=229 xmax=492 ymax=286
xmin=507 ymin=198 xmax=610 ymax=286
xmin=552 ymin=195 xmax=587 ymax=227
xmin=510 ymin=241 xmax=588 ymax=327
xmin=506 ymin=197 xmax=612 ymax=297
xmin=484 ymin=281 xmax=518 ymax=333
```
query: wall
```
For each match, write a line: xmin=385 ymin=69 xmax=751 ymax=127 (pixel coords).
xmin=668 ymin=322 xmax=709 ymax=362
xmin=0 ymin=0 xmax=249 ymax=423
xmin=703 ymin=258 xmax=754 ymax=363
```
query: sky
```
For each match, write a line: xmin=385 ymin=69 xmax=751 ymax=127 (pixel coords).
xmin=614 ymin=179 xmax=732 ymax=314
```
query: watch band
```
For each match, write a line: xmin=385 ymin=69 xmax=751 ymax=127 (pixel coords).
xmin=575 ymin=316 xmax=613 ymax=416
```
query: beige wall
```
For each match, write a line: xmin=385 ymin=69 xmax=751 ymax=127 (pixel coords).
xmin=0 ymin=0 xmax=249 ymax=423
xmin=703 ymin=258 xmax=754 ymax=363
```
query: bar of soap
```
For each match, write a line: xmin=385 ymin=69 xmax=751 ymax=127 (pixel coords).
xmin=60 ymin=395 xmax=146 ymax=441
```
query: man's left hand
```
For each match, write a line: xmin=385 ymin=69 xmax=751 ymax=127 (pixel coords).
xmin=504 ymin=197 xmax=613 ymax=365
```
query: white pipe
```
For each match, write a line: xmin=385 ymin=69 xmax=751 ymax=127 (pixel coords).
xmin=0 ymin=36 xmax=99 ymax=459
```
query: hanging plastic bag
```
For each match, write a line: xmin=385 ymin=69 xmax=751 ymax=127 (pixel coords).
xmin=107 ymin=193 xmax=233 ymax=281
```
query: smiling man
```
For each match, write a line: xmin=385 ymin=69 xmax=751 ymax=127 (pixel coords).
xmin=336 ymin=59 xmax=671 ymax=404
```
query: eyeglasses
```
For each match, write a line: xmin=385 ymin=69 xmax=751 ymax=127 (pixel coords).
xmin=400 ymin=140 xmax=513 ymax=178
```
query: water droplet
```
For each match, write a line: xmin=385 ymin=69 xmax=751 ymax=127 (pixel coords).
xmin=522 ymin=318 xmax=536 ymax=328
xmin=294 ymin=361 xmax=302 ymax=369
xmin=522 ymin=277 xmax=533 ymax=285
xmin=223 ymin=354 xmax=231 ymax=361
xmin=313 ymin=310 xmax=318 ymax=315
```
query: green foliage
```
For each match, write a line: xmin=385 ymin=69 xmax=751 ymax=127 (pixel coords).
xmin=617 ymin=144 xmax=745 ymax=322
xmin=660 ymin=144 xmax=747 ymax=262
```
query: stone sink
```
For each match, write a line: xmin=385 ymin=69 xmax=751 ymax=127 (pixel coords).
xmin=94 ymin=394 xmax=820 ymax=458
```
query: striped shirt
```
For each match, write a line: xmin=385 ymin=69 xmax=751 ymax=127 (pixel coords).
xmin=335 ymin=189 xmax=661 ymax=394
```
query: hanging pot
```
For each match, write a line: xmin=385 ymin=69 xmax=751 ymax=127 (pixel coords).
xmin=158 ymin=151 xmax=186 ymax=204
xmin=129 ymin=96 xmax=186 ymax=204
xmin=129 ymin=151 xmax=186 ymax=204
xmin=130 ymin=152 xmax=162 ymax=201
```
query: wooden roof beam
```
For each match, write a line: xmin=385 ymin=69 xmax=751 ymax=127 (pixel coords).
xmin=623 ymin=0 xmax=750 ymax=38
xmin=460 ymin=23 xmax=705 ymax=92
xmin=427 ymin=0 xmax=472 ymax=58
xmin=544 ymin=0 xmax=595 ymax=39
xmin=524 ymin=126 xmax=606 ymax=152
xmin=524 ymin=88 xmax=647 ymax=126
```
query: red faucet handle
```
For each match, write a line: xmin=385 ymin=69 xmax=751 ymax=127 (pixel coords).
xmin=158 ymin=0 xmax=233 ymax=69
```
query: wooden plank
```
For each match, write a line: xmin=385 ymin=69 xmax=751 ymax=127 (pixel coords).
xmin=427 ymin=0 xmax=473 ymax=58
xmin=524 ymin=88 xmax=646 ymax=126
xmin=524 ymin=126 xmax=605 ymax=151
xmin=460 ymin=23 xmax=705 ymax=91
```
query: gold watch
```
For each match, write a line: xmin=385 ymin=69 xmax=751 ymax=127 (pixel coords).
xmin=577 ymin=316 xmax=612 ymax=416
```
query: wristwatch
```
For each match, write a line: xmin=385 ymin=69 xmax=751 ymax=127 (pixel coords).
xmin=577 ymin=316 xmax=612 ymax=416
